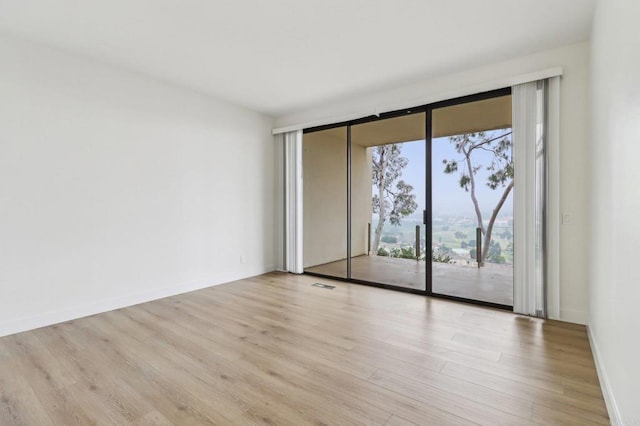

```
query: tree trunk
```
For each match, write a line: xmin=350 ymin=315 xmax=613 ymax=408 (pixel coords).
xmin=372 ymin=179 xmax=386 ymax=255
xmin=372 ymin=149 xmax=387 ymax=255
xmin=465 ymin=152 xmax=485 ymax=236
xmin=372 ymin=215 xmax=385 ymax=255
xmin=481 ymin=180 xmax=514 ymax=263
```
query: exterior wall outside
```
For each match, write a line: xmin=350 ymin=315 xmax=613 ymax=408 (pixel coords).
xmin=302 ymin=130 xmax=372 ymax=268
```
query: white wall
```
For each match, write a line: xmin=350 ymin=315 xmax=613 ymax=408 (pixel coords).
xmin=0 ymin=34 xmax=275 ymax=337
xmin=278 ymin=42 xmax=591 ymax=324
xmin=589 ymin=0 xmax=640 ymax=423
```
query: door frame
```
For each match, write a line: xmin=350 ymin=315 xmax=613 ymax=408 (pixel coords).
xmin=303 ymin=87 xmax=513 ymax=311
xmin=424 ymin=87 xmax=512 ymax=309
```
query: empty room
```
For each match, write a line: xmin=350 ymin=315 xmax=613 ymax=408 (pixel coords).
xmin=1 ymin=0 xmax=638 ymax=424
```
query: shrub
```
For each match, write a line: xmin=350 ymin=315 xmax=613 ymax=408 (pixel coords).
xmin=433 ymin=253 xmax=452 ymax=263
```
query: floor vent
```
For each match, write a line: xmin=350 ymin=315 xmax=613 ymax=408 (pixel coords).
xmin=312 ymin=283 xmax=335 ymax=290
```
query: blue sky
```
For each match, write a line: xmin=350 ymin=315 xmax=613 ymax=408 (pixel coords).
xmin=386 ymin=132 xmax=513 ymax=218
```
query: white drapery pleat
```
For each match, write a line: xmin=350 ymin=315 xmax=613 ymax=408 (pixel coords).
xmin=513 ymin=80 xmax=546 ymax=317
xmin=274 ymin=130 xmax=303 ymax=273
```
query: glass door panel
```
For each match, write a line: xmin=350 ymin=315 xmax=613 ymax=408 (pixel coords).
xmin=303 ymin=126 xmax=348 ymax=279
xmin=350 ymin=113 xmax=426 ymax=291
xmin=429 ymin=95 xmax=514 ymax=306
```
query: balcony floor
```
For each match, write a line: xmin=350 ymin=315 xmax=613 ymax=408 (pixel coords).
xmin=305 ymin=255 xmax=513 ymax=306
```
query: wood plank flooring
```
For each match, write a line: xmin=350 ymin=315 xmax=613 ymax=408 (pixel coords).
xmin=0 ymin=272 xmax=609 ymax=425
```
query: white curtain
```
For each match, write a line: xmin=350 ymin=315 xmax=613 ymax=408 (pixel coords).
xmin=274 ymin=130 xmax=303 ymax=273
xmin=513 ymin=80 xmax=546 ymax=317
xmin=546 ymin=76 xmax=560 ymax=320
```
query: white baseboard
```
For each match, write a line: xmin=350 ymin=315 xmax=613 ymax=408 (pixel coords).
xmin=587 ymin=326 xmax=623 ymax=426
xmin=0 ymin=267 xmax=273 ymax=338
xmin=559 ymin=308 xmax=589 ymax=325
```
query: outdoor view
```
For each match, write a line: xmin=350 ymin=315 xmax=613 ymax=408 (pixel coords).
xmin=303 ymin=95 xmax=514 ymax=305
xmin=373 ymin=130 xmax=514 ymax=268
xmin=371 ymin=127 xmax=514 ymax=305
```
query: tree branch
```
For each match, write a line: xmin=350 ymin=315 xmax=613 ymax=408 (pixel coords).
xmin=464 ymin=152 xmax=484 ymax=235
xmin=481 ymin=180 xmax=514 ymax=263
xmin=470 ymin=131 xmax=512 ymax=152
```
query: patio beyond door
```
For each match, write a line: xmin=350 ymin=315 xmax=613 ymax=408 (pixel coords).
xmin=427 ymin=91 xmax=514 ymax=306
xmin=350 ymin=114 xmax=427 ymax=291
xmin=302 ymin=88 xmax=514 ymax=309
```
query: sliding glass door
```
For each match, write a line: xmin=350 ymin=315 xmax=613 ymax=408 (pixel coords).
xmin=302 ymin=88 xmax=519 ymax=309
xmin=302 ymin=126 xmax=348 ymax=279
xmin=427 ymin=91 xmax=514 ymax=307
xmin=350 ymin=113 xmax=426 ymax=291
xmin=302 ymin=116 xmax=428 ymax=292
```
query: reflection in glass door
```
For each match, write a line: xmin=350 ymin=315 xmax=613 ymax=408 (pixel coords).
xmin=428 ymin=92 xmax=514 ymax=306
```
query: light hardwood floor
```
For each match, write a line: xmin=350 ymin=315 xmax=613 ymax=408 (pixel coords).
xmin=0 ymin=272 xmax=608 ymax=425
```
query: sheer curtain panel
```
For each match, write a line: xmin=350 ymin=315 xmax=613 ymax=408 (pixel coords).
xmin=513 ymin=80 xmax=547 ymax=317
xmin=274 ymin=130 xmax=303 ymax=273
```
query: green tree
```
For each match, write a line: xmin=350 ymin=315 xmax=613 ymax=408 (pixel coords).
xmin=389 ymin=246 xmax=417 ymax=260
xmin=486 ymin=241 xmax=504 ymax=263
xmin=454 ymin=231 xmax=467 ymax=240
xmin=505 ymin=240 xmax=513 ymax=256
xmin=377 ymin=247 xmax=389 ymax=257
xmin=433 ymin=252 xmax=453 ymax=263
xmin=372 ymin=144 xmax=418 ymax=255
xmin=442 ymin=130 xmax=513 ymax=265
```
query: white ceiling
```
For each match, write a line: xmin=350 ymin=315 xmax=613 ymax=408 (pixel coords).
xmin=0 ymin=0 xmax=596 ymax=116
